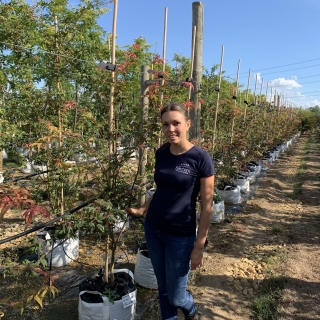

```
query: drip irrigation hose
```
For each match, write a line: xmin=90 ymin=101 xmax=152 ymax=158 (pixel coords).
xmin=3 ymin=170 xmax=52 ymax=183
xmin=0 ymin=198 xmax=97 ymax=245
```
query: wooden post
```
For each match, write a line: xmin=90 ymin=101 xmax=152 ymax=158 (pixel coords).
xmin=258 ymin=78 xmax=263 ymax=105
xmin=230 ymin=59 xmax=240 ymax=144
xmin=212 ymin=45 xmax=224 ymax=156
xmin=138 ymin=66 xmax=149 ymax=207
xmin=265 ymin=82 xmax=269 ymax=104
xmin=109 ymin=0 xmax=118 ymax=155
xmin=188 ymin=25 xmax=196 ymax=102
xmin=189 ymin=1 xmax=203 ymax=142
xmin=243 ymin=69 xmax=251 ymax=120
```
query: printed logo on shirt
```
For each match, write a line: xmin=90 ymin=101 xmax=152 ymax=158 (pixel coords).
xmin=175 ymin=163 xmax=191 ymax=175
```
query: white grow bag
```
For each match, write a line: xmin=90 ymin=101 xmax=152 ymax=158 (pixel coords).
xmin=239 ymin=169 xmax=256 ymax=184
xmin=197 ymin=200 xmax=225 ymax=223
xmin=1 ymin=149 xmax=8 ymax=159
xmin=79 ymin=269 xmax=136 ymax=320
xmin=146 ymin=188 xmax=155 ymax=201
xmin=36 ymin=230 xmax=79 ymax=267
xmin=134 ymin=249 xmax=158 ymax=289
xmin=16 ymin=146 xmax=29 ymax=157
xmin=113 ymin=218 xmax=130 ymax=234
xmin=233 ymin=176 xmax=250 ymax=193
xmin=31 ymin=163 xmax=48 ymax=179
xmin=216 ymin=185 xmax=241 ymax=204
xmin=252 ymin=163 xmax=262 ymax=177
xmin=21 ymin=160 xmax=33 ymax=174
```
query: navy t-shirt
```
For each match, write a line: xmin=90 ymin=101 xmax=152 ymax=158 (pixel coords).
xmin=145 ymin=144 xmax=215 ymax=236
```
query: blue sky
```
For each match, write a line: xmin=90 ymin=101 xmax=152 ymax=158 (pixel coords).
xmin=98 ymin=0 xmax=320 ymax=108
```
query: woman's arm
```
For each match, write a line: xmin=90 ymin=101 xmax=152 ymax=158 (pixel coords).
xmin=190 ymin=175 xmax=215 ymax=270
xmin=125 ymin=195 xmax=153 ymax=218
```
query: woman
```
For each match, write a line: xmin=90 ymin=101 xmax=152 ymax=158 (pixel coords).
xmin=127 ymin=103 xmax=215 ymax=320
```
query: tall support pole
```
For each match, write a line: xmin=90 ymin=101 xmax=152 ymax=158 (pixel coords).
xmin=265 ymin=82 xmax=269 ymax=104
xmin=157 ymin=7 xmax=168 ymax=148
xmin=138 ymin=66 xmax=149 ymax=207
xmin=161 ymin=7 xmax=168 ymax=91
xmin=253 ymin=74 xmax=258 ymax=105
xmin=230 ymin=59 xmax=240 ymax=144
xmin=54 ymin=15 xmax=64 ymax=216
xmin=243 ymin=69 xmax=251 ymax=120
xmin=258 ymin=78 xmax=263 ymax=105
xmin=264 ymin=82 xmax=269 ymax=119
xmin=189 ymin=1 xmax=203 ymax=142
xmin=109 ymin=0 xmax=118 ymax=155
xmin=211 ymin=45 xmax=224 ymax=156
xmin=188 ymin=25 xmax=196 ymax=102
xmin=277 ymin=93 xmax=281 ymax=113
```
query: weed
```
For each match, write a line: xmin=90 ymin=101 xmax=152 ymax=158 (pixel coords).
xmin=252 ymin=276 xmax=288 ymax=320
xmin=271 ymin=227 xmax=282 ymax=235
xmin=287 ymin=181 xmax=303 ymax=199
xmin=297 ymin=162 xmax=306 ymax=174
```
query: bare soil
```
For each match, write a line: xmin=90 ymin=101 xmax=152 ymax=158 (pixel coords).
xmin=1 ymin=129 xmax=320 ymax=320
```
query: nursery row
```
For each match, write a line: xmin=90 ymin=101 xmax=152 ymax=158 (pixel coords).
xmin=0 ymin=131 xmax=301 ymax=319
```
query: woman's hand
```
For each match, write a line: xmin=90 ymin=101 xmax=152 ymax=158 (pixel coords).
xmin=125 ymin=207 xmax=146 ymax=218
xmin=190 ymin=247 xmax=204 ymax=270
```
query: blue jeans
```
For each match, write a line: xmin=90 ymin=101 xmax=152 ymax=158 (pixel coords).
xmin=144 ymin=221 xmax=197 ymax=320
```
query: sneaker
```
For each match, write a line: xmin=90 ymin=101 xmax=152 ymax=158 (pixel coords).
xmin=185 ymin=306 xmax=199 ymax=320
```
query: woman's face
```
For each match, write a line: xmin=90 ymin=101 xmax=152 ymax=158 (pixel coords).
xmin=161 ymin=110 xmax=191 ymax=145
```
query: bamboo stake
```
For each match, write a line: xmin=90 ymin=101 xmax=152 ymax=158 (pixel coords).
xmin=161 ymin=7 xmax=168 ymax=84
xmin=243 ymin=69 xmax=251 ymax=121
xmin=0 ymin=150 xmax=2 ymax=173
xmin=230 ymin=59 xmax=240 ymax=144
xmin=54 ymin=16 xmax=64 ymax=216
xmin=109 ymin=0 xmax=118 ymax=155
xmin=158 ymin=7 xmax=168 ymax=148
xmin=211 ymin=45 xmax=224 ymax=156
xmin=104 ymin=221 xmax=110 ymax=284
xmin=264 ymin=82 xmax=268 ymax=119
xmin=253 ymin=73 xmax=258 ymax=105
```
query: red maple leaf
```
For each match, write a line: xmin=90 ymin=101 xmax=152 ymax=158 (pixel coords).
xmin=181 ymin=81 xmax=194 ymax=89
xmin=23 ymin=206 xmax=50 ymax=228
xmin=184 ymin=100 xmax=194 ymax=108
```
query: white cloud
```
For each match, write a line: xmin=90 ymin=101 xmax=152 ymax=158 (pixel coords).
xmin=254 ymin=72 xmax=262 ymax=83
xmin=300 ymin=99 xmax=320 ymax=108
xmin=269 ymin=77 xmax=302 ymax=90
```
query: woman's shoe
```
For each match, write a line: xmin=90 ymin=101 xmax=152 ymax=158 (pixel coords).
xmin=185 ymin=307 xmax=199 ymax=319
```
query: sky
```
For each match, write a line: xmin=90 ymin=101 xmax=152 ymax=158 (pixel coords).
xmin=97 ymin=0 xmax=320 ymax=109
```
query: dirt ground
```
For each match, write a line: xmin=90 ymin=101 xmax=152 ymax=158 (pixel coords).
xmin=1 ymin=129 xmax=320 ymax=320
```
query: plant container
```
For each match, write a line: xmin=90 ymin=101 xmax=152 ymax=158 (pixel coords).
xmin=78 ymin=268 xmax=137 ymax=320
xmin=36 ymin=228 xmax=79 ymax=267
xmin=134 ymin=242 xmax=157 ymax=289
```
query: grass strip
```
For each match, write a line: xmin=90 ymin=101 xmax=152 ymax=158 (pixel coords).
xmin=252 ymin=276 xmax=288 ymax=320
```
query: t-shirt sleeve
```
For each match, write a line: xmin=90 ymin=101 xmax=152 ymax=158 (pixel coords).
xmin=198 ymin=149 xmax=215 ymax=178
